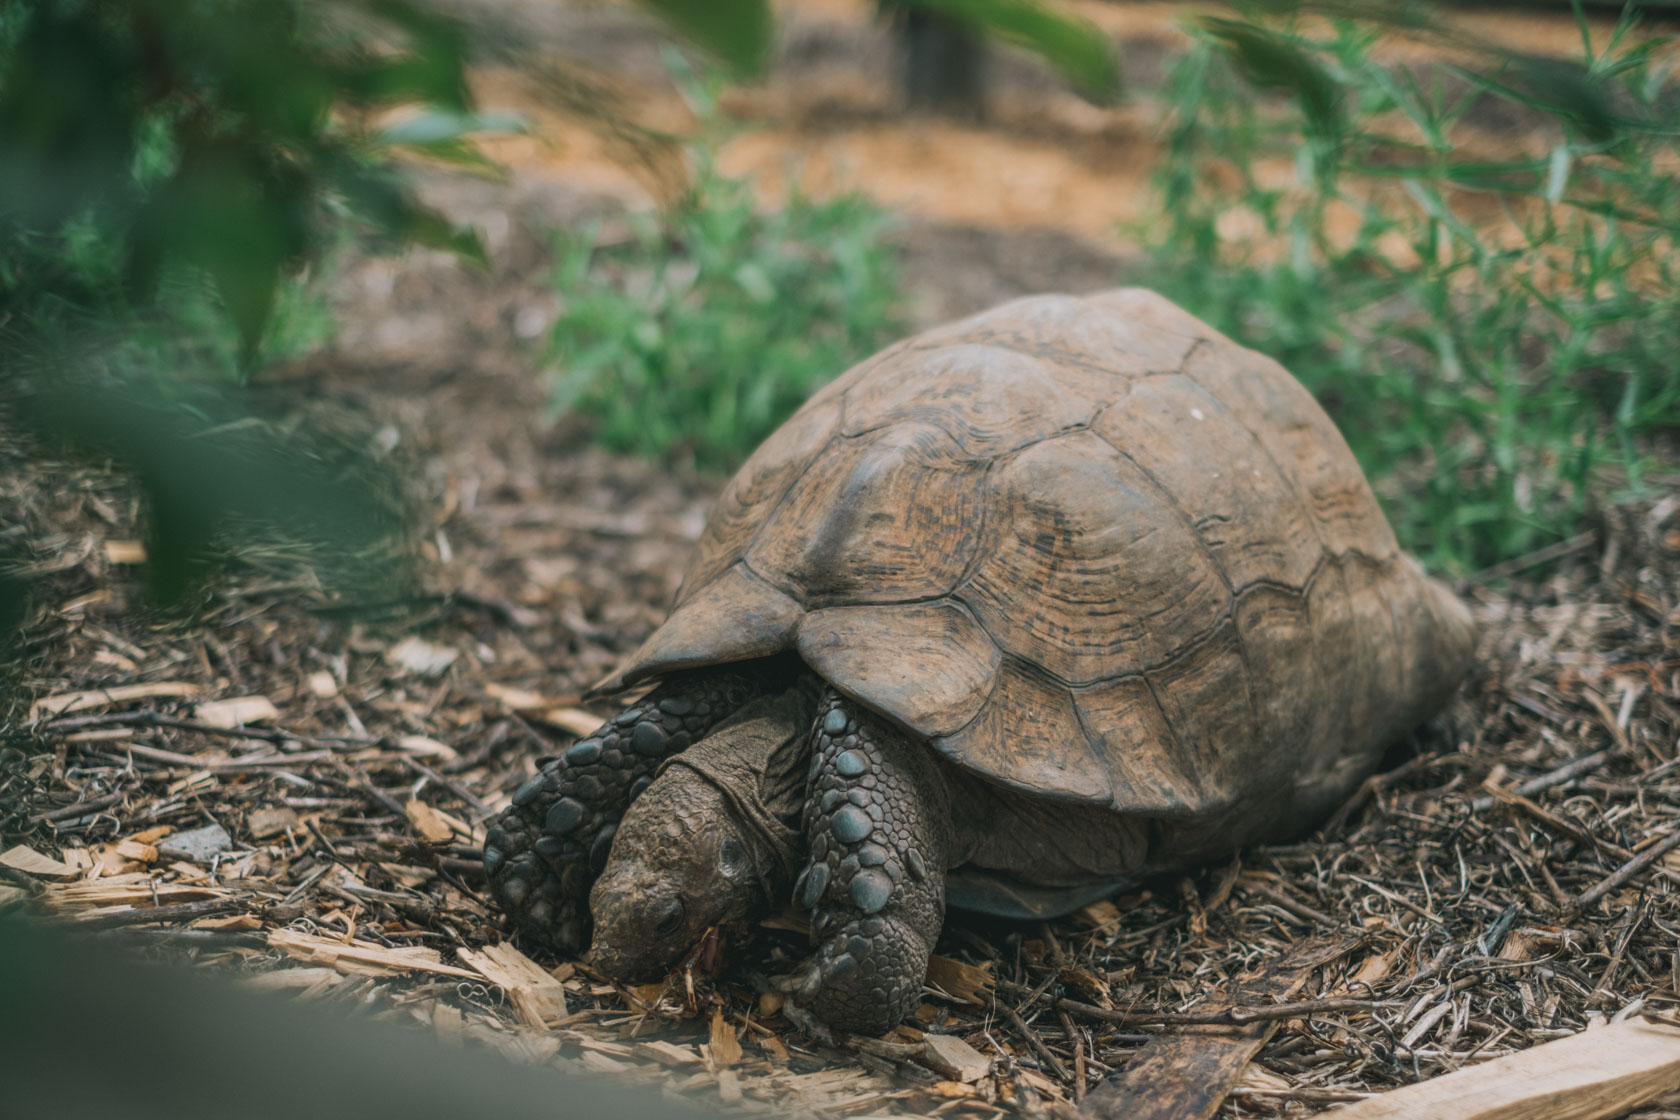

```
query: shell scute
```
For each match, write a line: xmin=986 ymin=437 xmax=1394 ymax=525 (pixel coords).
xmin=797 ymin=601 xmax=1000 ymax=739
xmin=746 ymin=421 xmax=987 ymax=606
xmin=1092 ymin=374 xmax=1322 ymax=591
xmin=959 ymin=431 xmax=1228 ymax=685
xmin=680 ymin=392 xmax=843 ymax=600
xmin=838 ymin=343 xmax=1090 ymax=455
xmin=931 ymin=663 xmax=1111 ymax=803
xmin=1183 ymin=341 xmax=1397 ymax=560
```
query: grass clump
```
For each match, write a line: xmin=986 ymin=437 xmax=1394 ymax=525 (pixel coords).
xmin=1143 ymin=5 xmax=1679 ymax=573
xmin=542 ymin=61 xmax=902 ymax=470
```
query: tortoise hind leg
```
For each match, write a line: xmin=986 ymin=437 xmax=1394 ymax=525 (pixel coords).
xmin=483 ymin=666 xmax=772 ymax=953
xmin=791 ymin=690 xmax=950 ymax=1035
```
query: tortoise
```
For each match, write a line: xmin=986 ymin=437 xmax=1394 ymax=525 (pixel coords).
xmin=483 ymin=289 xmax=1475 ymax=1034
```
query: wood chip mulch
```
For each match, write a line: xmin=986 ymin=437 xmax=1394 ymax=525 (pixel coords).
xmin=3 ymin=345 xmax=1679 ymax=1118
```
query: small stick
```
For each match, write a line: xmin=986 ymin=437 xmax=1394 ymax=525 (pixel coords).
xmin=1575 ymin=830 xmax=1680 ymax=910
xmin=1469 ymin=749 xmax=1611 ymax=811
xmin=42 ymin=709 xmax=361 ymax=750
xmin=1236 ymin=879 xmax=1341 ymax=928
xmin=999 ymin=999 xmax=1072 ymax=1084
xmin=1462 ymin=529 xmax=1596 ymax=587
xmin=31 ymin=790 xmax=127 ymax=824
xmin=1060 ymin=1009 xmax=1088 ymax=1102
xmin=70 ymin=897 xmax=245 ymax=930
xmin=403 ymin=756 xmax=494 ymax=820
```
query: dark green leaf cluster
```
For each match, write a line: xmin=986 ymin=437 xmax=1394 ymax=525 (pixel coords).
xmin=0 ymin=0 xmax=491 ymax=359
xmin=1143 ymin=2 xmax=1679 ymax=572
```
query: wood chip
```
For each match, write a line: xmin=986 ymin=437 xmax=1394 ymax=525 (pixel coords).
xmin=194 ymin=695 xmax=279 ymax=727
xmin=482 ymin=682 xmax=550 ymax=711
xmin=27 ymin=681 xmax=200 ymax=721
xmin=240 ymin=967 xmax=343 ymax=992
xmin=103 ymin=539 xmax=147 ymax=564
xmin=919 ymin=1033 xmax=991 ymax=1083
xmin=247 ymin=806 xmax=299 ymax=839
xmin=457 ymin=941 xmax=568 ymax=1027
xmin=306 ymin=671 xmax=339 ymax=698
xmin=386 ymin=637 xmax=458 ymax=677
xmin=1 ymin=844 xmax=77 ymax=878
xmin=191 ymin=913 xmax=262 ymax=931
xmin=268 ymin=928 xmax=478 ymax=979
xmin=706 ymin=1007 xmax=743 ymax=1069
xmin=405 ymin=799 xmax=457 ymax=844
xmin=635 ymin=1040 xmax=704 ymax=1068
xmin=926 ymin=955 xmax=995 ymax=1004
xmin=1082 ymin=937 xmax=1358 ymax=1120
xmin=395 ymin=734 xmax=458 ymax=761
xmin=1326 ymin=1018 xmax=1680 ymax=1119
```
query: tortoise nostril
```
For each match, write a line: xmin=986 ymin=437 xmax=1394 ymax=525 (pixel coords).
xmin=653 ymin=898 xmax=685 ymax=939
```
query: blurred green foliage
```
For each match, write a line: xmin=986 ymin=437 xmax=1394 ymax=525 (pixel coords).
xmin=0 ymin=0 xmax=776 ymax=637
xmin=1144 ymin=3 xmax=1679 ymax=573
xmin=544 ymin=58 xmax=902 ymax=470
xmin=885 ymin=0 xmax=1121 ymax=103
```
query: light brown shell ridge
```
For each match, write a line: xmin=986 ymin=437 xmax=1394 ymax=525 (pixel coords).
xmin=603 ymin=289 xmax=1476 ymax=816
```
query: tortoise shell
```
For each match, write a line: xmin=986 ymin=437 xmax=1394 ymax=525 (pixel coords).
xmin=595 ymin=290 xmax=1474 ymax=821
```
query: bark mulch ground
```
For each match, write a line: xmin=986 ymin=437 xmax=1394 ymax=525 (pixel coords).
xmin=4 ymin=181 xmax=1680 ymax=1117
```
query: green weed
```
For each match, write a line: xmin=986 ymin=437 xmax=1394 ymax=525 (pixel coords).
xmin=542 ymin=57 xmax=902 ymax=469
xmin=1143 ymin=5 xmax=1679 ymax=573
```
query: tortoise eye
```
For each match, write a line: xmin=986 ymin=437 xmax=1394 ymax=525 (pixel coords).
xmin=719 ymin=837 xmax=748 ymax=873
xmin=654 ymin=898 xmax=685 ymax=939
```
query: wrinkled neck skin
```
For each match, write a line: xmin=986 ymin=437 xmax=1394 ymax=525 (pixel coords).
xmin=588 ymin=676 xmax=819 ymax=981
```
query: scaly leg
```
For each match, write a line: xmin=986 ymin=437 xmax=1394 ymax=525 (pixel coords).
xmin=790 ymin=689 xmax=949 ymax=1035
xmin=483 ymin=666 xmax=773 ymax=952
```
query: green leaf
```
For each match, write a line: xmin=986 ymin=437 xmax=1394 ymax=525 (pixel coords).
xmin=1200 ymin=17 xmax=1342 ymax=138
xmin=638 ymin=0 xmax=772 ymax=76
xmin=906 ymin=0 xmax=1120 ymax=103
xmin=376 ymin=109 xmax=528 ymax=147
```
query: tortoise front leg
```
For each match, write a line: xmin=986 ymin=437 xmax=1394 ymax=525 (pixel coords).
xmin=790 ymin=690 xmax=950 ymax=1035
xmin=483 ymin=666 xmax=771 ymax=952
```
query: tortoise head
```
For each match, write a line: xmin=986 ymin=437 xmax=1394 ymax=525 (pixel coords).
xmin=587 ymin=767 xmax=765 ymax=981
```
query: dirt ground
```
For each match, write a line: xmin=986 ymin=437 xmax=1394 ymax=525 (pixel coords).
xmin=5 ymin=3 xmax=1680 ymax=1118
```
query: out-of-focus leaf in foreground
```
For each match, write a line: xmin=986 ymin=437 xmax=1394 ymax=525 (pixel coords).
xmin=12 ymin=375 xmax=406 ymax=609
xmin=640 ymin=0 xmax=772 ymax=75
xmin=902 ymin=0 xmax=1121 ymax=102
